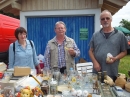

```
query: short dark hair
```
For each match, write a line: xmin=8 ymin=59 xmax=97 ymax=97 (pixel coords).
xmin=14 ymin=27 xmax=27 ymax=39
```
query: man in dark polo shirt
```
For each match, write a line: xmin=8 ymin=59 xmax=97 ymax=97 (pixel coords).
xmin=89 ymin=10 xmax=128 ymax=82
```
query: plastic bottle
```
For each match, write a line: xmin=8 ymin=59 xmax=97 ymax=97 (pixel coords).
xmin=69 ymin=68 xmax=74 ymax=76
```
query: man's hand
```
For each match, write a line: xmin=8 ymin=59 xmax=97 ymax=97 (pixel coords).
xmin=68 ymin=48 xmax=76 ymax=56
xmin=93 ymin=61 xmax=101 ymax=72
xmin=106 ymin=56 xmax=117 ymax=64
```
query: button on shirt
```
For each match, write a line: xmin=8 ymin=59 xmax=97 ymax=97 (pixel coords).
xmin=8 ymin=40 xmax=39 ymax=69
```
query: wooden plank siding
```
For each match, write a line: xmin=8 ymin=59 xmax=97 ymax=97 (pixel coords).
xmin=21 ymin=0 xmax=99 ymax=11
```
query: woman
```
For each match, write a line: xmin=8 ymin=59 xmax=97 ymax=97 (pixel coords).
xmin=8 ymin=27 xmax=41 ymax=74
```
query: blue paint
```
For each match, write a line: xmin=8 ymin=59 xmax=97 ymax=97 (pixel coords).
xmin=27 ymin=16 xmax=94 ymax=62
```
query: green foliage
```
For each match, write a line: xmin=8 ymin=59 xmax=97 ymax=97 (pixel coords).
xmin=119 ymin=55 xmax=130 ymax=77
xmin=0 ymin=10 xmax=19 ymax=19
xmin=119 ymin=19 xmax=130 ymax=31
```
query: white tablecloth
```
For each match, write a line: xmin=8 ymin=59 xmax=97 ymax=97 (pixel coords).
xmin=123 ymin=90 xmax=130 ymax=97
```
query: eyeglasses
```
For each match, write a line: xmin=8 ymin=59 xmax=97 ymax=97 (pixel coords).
xmin=19 ymin=33 xmax=27 ymax=36
xmin=55 ymin=27 xmax=65 ymax=30
xmin=101 ymin=17 xmax=110 ymax=21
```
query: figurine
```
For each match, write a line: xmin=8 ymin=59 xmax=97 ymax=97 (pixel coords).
xmin=104 ymin=75 xmax=114 ymax=86
xmin=0 ymin=94 xmax=4 ymax=97
xmin=16 ymin=86 xmax=33 ymax=97
xmin=32 ymin=87 xmax=44 ymax=96
xmin=82 ymin=90 xmax=88 ymax=97
xmin=71 ymin=88 xmax=77 ymax=96
xmin=76 ymin=90 xmax=82 ymax=97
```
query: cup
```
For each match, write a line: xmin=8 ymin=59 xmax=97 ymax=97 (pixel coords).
xmin=47 ymin=69 xmax=52 ymax=80
xmin=43 ymin=69 xmax=47 ymax=76
xmin=3 ymin=86 xmax=14 ymax=97
xmin=81 ymin=67 xmax=87 ymax=77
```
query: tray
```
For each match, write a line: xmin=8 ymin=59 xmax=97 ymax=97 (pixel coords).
xmin=98 ymin=81 xmax=116 ymax=97
xmin=57 ymin=85 xmax=71 ymax=92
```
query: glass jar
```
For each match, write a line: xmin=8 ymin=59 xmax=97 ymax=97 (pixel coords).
xmin=41 ymin=80 xmax=49 ymax=95
xmin=50 ymin=79 xmax=58 ymax=95
xmin=52 ymin=67 xmax=61 ymax=83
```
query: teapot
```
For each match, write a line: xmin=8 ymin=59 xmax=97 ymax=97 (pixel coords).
xmin=52 ymin=67 xmax=61 ymax=83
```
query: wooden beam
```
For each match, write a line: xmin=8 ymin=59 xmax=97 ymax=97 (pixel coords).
xmin=13 ymin=12 xmax=19 ymax=16
xmin=102 ymin=3 xmax=119 ymax=13
xmin=98 ymin=0 xmax=103 ymax=8
xmin=2 ymin=5 xmax=12 ymax=13
xmin=107 ymin=0 xmax=128 ymax=6
xmin=0 ymin=0 xmax=17 ymax=9
xmin=103 ymin=0 xmax=121 ymax=8
xmin=10 ymin=9 xmax=19 ymax=16
xmin=101 ymin=8 xmax=115 ymax=15
xmin=0 ymin=0 xmax=6 ymax=4
xmin=11 ymin=1 xmax=21 ymax=10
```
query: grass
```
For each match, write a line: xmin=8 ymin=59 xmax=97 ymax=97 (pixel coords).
xmin=119 ymin=55 xmax=130 ymax=77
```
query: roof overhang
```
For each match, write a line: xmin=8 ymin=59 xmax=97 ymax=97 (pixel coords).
xmin=101 ymin=0 xmax=129 ymax=15
xmin=0 ymin=0 xmax=129 ymax=16
xmin=0 ymin=0 xmax=21 ymax=16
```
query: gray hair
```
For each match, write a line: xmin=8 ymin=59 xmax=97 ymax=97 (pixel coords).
xmin=55 ymin=21 xmax=66 ymax=29
xmin=100 ymin=10 xmax=112 ymax=19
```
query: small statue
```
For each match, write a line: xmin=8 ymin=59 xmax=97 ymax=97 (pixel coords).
xmin=32 ymin=87 xmax=44 ymax=96
xmin=104 ymin=75 xmax=114 ymax=86
xmin=0 ymin=94 xmax=4 ymax=97
xmin=16 ymin=86 xmax=33 ymax=97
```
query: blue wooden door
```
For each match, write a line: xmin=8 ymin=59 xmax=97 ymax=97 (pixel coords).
xmin=27 ymin=16 xmax=94 ymax=62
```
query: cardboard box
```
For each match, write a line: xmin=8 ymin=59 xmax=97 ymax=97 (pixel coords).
xmin=14 ymin=67 xmax=31 ymax=76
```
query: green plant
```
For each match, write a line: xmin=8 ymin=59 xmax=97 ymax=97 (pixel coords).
xmin=119 ymin=55 xmax=130 ymax=77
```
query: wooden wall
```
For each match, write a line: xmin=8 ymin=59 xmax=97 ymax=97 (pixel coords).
xmin=21 ymin=0 xmax=98 ymax=11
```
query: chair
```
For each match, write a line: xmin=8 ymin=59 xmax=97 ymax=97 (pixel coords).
xmin=76 ymin=62 xmax=93 ymax=74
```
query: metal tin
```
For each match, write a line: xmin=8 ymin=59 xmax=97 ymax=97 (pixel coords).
xmin=41 ymin=80 xmax=49 ymax=95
